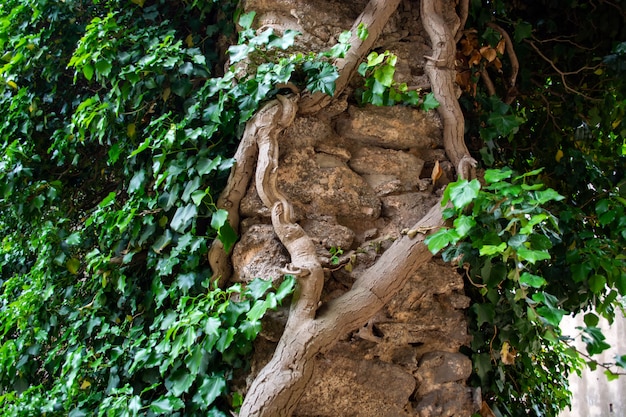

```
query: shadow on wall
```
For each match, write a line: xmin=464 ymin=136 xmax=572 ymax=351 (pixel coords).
xmin=560 ymin=313 xmax=626 ymax=417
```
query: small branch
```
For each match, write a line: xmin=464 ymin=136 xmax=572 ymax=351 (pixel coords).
xmin=486 ymin=22 xmax=519 ymax=104
xmin=525 ymin=40 xmax=602 ymax=101
xmin=455 ymin=0 xmax=470 ymax=42
xmin=532 ymin=35 xmax=596 ymax=51
xmin=480 ymin=68 xmax=496 ymax=97
xmin=563 ymin=340 xmax=626 ymax=376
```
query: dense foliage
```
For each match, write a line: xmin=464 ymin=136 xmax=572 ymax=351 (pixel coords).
xmin=0 ymin=0 xmax=309 ymax=414
xmin=431 ymin=0 xmax=626 ymax=415
xmin=1 ymin=0 xmax=625 ymax=416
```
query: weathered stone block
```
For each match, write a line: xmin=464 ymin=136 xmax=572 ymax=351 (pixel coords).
xmin=337 ymin=105 xmax=442 ymax=150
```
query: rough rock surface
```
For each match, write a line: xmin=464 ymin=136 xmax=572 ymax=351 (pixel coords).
xmin=231 ymin=1 xmax=479 ymax=416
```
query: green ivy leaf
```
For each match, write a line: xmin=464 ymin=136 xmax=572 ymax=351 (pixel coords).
xmin=239 ymin=319 xmax=262 ymax=340
xmin=453 ymin=215 xmax=476 ymax=238
xmin=82 ymin=63 xmax=94 ymax=81
xmin=516 ymin=247 xmax=550 ymax=263
xmin=165 ymin=368 xmax=195 ymax=396
xmin=275 ymin=275 xmax=296 ymax=302
xmin=222 ymin=301 xmax=249 ymax=327
xmin=583 ymin=312 xmax=600 ymax=327
xmin=588 ymin=274 xmax=607 ymax=294
xmin=128 ymin=169 xmax=146 ymax=194
xmin=425 ymin=228 xmax=460 ymax=254
xmin=472 ymin=303 xmax=495 ymax=327
xmin=514 ymin=21 xmax=533 ymax=42
xmin=171 ymin=204 xmax=197 ymax=233
xmin=99 ymin=191 xmax=116 ymax=208
xmin=532 ymin=188 xmax=565 ymax=204
xmin=216 ymin=327 xmax=236 ymax=352
xmin=479 ymin=242 xmax=507 ymax=256
xmin=519 ymin=272 xmax=547 ymax=288
xmin=95 ymin=60 xmax=112 ymax=78
xmin=421 ymin=92 xmax=440 ymax=111
xmin=185 ymin=345 xmax=204 ymax=375
xmin=210 ymin=209 xmax=238 ymax=252
xmin=305 ymin=62 xmax=338 ymax=96
xmin=488 ymin=113 xmax=522 ymax=136
xmin=445 ymin=179 xmax=481 ymax=209
xmin=245 ymin=278 xmax=273 ymax=300
xmin=484 ymin=167 xmax=513 ymax=183
xmin=197 ymin=156 xmax=221 ymax=175
xmin=374 ymin=65 xmax=395 ymax=87
xmin=357 ymin=23 xmax=368 ymax=41
xmin=65 ymin=232 xmax=81 ymax=246
xmin=149 ymin=396 xmax=184 ymax=414
xmin=192 ymin=375 xmax=226 ymax=408
xmin=238 ymin=11 xmax=256 ymax=30
xmin=181 ymin=177 xmax=201 ymax=203
xmin=582 ymin=326 xmax=611 ymax=355
xmin=246 ymin=299 xmax=269 ymax=322
xmin=571 ymin=263 xmax=592 ymax=283
xmin=474 ymin=352 xmax=492 ymax=384
xmin=536 ymin=305 xmax=565 ymax=327
xmin=228 ymin=44 xmax=255 ymax=64
xmin=267 ymin=29 xmax=300 ymax=50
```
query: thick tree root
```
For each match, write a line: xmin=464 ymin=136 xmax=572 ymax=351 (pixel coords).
xmin=421 ymin=0 xmax=476 ymax=179
xmin=240 ymin=200 xmax=447 ymax=416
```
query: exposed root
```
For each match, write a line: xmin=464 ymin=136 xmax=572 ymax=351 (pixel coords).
xmin=421 ymin=0 xmax=476 ymax=179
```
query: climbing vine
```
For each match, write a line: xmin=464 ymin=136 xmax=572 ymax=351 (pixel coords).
xmin=1 ymin=0 xmax=625 ymax=416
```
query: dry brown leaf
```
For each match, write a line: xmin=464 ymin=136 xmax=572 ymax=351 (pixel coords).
xmin=493 ymin=57 xmax=503 ymax=71
xmin=480 ymin=46 xmax=497 ymax=63
xmin=469 ymin=50 xmax=482 ymax=66
xmin=456 ymin=71 xmax=471 ymax=91
xmin=460 ymin=39 xmax=474 ymax=56
xmin=431 ymin=160 xmax=443 ymax=183
xmin=480 ymin=401 xmax=497 ymax=417
xmin=500 ymin=341 xmax=517 ymax=365
xmin=496 ymin=38 xmax=506 ymax=55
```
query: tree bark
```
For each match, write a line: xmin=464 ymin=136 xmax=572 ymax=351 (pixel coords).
xmin=421 ymin=0 xmax=476 ymax=179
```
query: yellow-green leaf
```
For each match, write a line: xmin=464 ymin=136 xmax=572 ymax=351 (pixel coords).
xmin=66 ymin=258 xmax=80 ymax=274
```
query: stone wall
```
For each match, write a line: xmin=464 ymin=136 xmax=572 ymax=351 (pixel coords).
xmin=231 ymin=1 xmax=479 ymax=415
xmin=560 ymin=314 xmax=626 ymax=417
xmin=232 ymin=102 xmax=478 ymax=416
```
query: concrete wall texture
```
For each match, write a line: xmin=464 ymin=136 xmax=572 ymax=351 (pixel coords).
xmin=560 ymin=312 xmax=626 ymax=417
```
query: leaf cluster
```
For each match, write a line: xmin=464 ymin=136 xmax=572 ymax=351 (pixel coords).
xmin=457 ymin=2 xmax=626 ymax=414
xmin=426 ymin=167 xmax=625 ymax=416
xmin=356 ymin=50 xmax=439 ymax=110
xmin=0 ymin=1 xmax=321 ymax=415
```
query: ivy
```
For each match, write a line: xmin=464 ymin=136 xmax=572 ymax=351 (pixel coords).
xmin=357 ymin=50 xmax=439 ymax=109
xmin=0 ymin=0 xmax=322 ymax=414
xmin=427 ymin=166 xmax=626 ymax=415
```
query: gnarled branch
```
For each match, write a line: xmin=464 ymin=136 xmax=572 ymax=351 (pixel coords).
xmin=421 ymin=0 xmax=476 ymax=179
